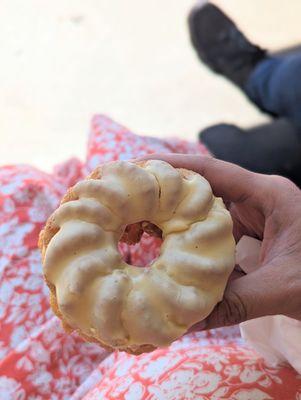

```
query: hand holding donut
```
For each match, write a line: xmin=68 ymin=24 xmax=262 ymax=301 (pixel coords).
xmin=141 ymin=154 xmax=301 ymax=329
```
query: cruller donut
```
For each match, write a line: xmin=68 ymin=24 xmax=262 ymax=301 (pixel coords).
xmin=39 ymin=160 xmax=235 ymax=354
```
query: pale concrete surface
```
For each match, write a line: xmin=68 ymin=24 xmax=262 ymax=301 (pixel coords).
xmin=0 ymin=0 xmax=300 ymax=171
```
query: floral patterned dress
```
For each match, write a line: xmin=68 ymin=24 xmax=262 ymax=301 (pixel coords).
xmin=0 ymin=115 xmax=300 ymax=400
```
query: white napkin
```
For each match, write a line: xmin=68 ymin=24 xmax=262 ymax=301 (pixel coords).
xmin=236 ymin=236 xmax=301 ymax=373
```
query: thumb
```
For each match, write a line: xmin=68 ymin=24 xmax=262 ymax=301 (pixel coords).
xmin=193 ymin=264 xmax=285 ymax=331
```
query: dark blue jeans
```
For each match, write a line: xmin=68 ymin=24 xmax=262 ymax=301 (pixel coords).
xmin=245 ymin=54 xmax=301 ymax=128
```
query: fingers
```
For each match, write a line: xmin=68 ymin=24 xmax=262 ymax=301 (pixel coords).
xmin=192 ymin=264 xmax=287 ymax=331
xmin=138 ymin=154 xmax=257 ymax=202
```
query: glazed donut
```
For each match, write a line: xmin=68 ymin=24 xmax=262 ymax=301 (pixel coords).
xmin=39 ymin=160 xmax=235 ymax=354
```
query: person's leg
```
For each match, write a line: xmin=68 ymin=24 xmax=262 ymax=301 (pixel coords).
xmin=189 ymin=2 xmax=301 ymax=186
xmin=200 ymin=120 xmax=301 ymax=187
xmin=245 ymin=55 xmax=301 ymax=127
xmin=188 ymin=3 xmax=301 ymax=127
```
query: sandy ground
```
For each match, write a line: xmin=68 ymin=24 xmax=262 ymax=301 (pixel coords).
xmin=1 ymin=0 xmax=300 ymax=171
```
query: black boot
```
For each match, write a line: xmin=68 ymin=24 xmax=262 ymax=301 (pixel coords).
xmin=188 ymin=3 xmax=266 ymax=88
xmin=200 ymin=120 xmax=301 ymax=187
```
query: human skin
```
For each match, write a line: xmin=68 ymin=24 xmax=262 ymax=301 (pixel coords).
xmin=138 ymin=154 xmax=301 ymax=330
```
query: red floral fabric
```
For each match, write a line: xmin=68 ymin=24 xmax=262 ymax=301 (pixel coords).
xmin=0 ymin=115 xmax=300 ymax=399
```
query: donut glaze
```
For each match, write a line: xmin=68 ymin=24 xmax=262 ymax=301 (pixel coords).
xmin=39 ymin=160 xmax=235 ymax=354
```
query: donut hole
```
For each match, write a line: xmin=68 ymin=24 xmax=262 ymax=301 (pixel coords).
xmin=119 ymin=221 xmax=163 ymax=267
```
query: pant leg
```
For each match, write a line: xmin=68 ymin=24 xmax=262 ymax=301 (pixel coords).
xmin=200 ymin=120 xmax=301 ymax=187
xmin=245 ymin=54 xmax=301 ymax=128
